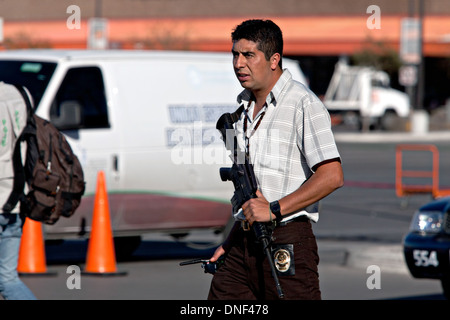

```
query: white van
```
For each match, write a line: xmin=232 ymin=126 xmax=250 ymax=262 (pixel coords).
xmin=0 ymin=50 xmax=307 ymax=242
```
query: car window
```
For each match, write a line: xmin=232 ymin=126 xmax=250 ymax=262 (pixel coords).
xmin=0 ymin=60 xmax=57 ymax=107
xmin=50 ymin=66 xmax=109 ymax=129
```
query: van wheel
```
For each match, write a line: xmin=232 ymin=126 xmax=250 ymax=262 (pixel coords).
xmin=380 ymin=110 xmax=398 ymax=131
xmin=441 ymin=277 xmax=450 ymax=300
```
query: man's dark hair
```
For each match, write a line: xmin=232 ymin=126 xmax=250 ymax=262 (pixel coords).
xmin=231 ymin=19 xmax=283 ymax=68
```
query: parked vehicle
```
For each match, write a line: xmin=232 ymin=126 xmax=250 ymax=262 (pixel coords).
xmin=323 ymin=60 xmax=410 ymax=130
xmin=403 ymin=197 xmax=450 ymax=299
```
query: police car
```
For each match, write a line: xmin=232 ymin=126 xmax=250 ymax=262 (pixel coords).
xmin=403 ymin=196 xmax=450 ymax=299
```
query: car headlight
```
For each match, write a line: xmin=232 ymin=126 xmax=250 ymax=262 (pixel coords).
xmin=409 ymin=210 xmax=445 ymax=233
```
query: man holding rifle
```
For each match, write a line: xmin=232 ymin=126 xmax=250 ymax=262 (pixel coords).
xmin=207 ymin=19 xmax=344 ymax=300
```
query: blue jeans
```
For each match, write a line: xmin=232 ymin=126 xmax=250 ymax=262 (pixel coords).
xmin=0 ymin=214 xmax=37 ymax=300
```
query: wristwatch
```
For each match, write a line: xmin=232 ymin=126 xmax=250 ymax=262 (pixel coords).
xmin=269 ymin=200 xmax=282 ymax=223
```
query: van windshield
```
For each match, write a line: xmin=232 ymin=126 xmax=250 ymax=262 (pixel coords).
xmin=0 ymin=60 xmax=57 ymax=107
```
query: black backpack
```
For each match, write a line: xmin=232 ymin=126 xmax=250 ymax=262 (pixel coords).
xmin=3 ymin=85 xmax=86 ymax=224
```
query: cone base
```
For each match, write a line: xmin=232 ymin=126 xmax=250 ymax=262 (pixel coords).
xmin=82 ymin=270 xmax=127 ymax=276
xmin=19 ymin=271 xmax=58 ymax=277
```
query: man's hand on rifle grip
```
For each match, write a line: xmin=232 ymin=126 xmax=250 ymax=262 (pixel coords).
xmin=241 ymin=190 xmax=274 ymax=225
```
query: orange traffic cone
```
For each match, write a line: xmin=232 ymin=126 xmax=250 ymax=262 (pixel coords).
xmin=83 ymin=171 xmax=126 ymax=276
xmin=18 ymin=217 xmax=56 ymax=276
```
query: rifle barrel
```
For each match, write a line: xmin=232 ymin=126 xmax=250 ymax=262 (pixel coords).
xmin=179 ymin=259 xmax=207 ymax=266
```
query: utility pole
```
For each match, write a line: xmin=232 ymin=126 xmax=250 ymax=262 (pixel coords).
xmin=401 ymin=0 xmax=428 ymax=133
xmin=416 ymin=0 xmax=425 ymax=111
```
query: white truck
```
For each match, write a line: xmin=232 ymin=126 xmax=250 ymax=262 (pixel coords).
xmin=0 ymin=49 xmax=307 ymax=246
xmin=323 ymin=60 xmax=410 ymax=131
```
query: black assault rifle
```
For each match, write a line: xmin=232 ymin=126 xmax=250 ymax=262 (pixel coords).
xmin=216 ymin=108 xmax=285 ymax=299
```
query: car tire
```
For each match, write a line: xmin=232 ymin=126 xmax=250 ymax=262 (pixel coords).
xmin=380 ymin=110 xmax=399 ymax=131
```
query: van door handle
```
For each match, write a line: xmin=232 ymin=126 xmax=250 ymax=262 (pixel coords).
xmin=113 ymin=155 xmax=119 ymax=172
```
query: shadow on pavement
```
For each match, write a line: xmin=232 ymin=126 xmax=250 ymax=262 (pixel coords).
xmin=44 ymin=239 xmax=218 ymax=265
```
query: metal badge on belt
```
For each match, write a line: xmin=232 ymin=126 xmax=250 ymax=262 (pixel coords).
xmin=271 ymin=244 xmax=295 ymax=276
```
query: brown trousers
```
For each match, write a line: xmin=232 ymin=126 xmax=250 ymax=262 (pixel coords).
xmin=207 ymin=217 xmax=321 ymax=300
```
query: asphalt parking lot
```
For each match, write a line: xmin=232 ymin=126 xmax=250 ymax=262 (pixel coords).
xmin=14 ymin=128 xmax=450 ymax=302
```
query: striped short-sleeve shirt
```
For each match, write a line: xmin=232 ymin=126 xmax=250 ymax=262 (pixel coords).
xmin=233 ymin=69 xmax=341 ymax=222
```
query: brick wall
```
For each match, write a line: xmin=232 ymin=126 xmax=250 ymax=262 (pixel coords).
xmin=0 ymin=0 xmax=448 ymax=21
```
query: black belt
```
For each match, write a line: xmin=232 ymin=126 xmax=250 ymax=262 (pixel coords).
xmin=240 ymin=215 xmax=309 ymax=231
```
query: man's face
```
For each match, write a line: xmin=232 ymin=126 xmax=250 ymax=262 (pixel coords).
xmin=231 ymin=39 xmax=274 ymax=93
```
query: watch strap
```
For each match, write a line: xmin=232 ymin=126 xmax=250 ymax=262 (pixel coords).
xmin=270 ymin=200 xmax=282 ymax=223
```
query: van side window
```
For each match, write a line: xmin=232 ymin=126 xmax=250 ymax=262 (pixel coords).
xmin=50 ymin=67 xmax=109 ymax=129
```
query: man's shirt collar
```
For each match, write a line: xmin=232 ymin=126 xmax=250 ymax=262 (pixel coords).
xmin=236 ymin=69 xmax=292 ymax=108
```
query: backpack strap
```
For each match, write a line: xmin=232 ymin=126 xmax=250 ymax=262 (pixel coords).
xmin=2 ymin=85 xmax=33 ymax=213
